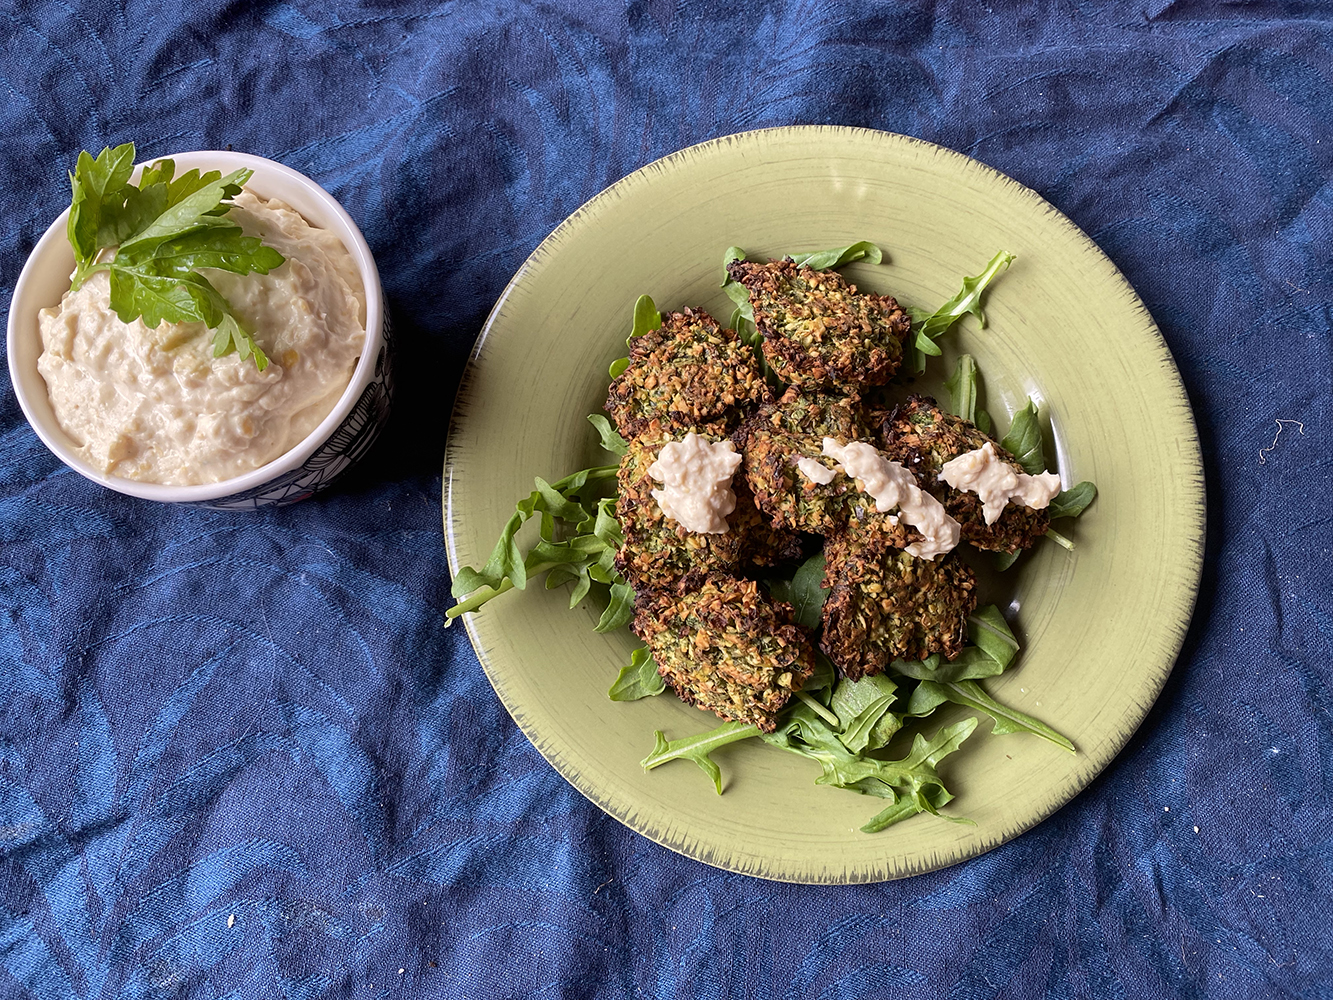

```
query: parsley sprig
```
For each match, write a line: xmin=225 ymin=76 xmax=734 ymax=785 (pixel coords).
xmin=66 ymin=143 xmax=285 ymax=370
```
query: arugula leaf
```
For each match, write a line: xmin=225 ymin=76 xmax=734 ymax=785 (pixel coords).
xmin=944 ymin=354 xmax=979 ymax=424
xmin=828 ymin=674 xmax=900 ymax=753
xmin=1048 ymin=481 xmax=1097 ymax=519
xmin=999 ymin=397 xmax=1047 ymax=474
xmin=447 ymin=419 xmax=639 ymax=628
xmin=642 ymin=682 xmax=981 ymax=831
xmin=721 ymin=242 xmax=881 ymax=345
xmin=907 ymin=250 xmax=1015 ymax=374
xmin=641 ymin=721 xmax=762 ymax=794
xmin=786 ymin=241 xmax=883 ymax=270
xmin=594 ymin=581 xmax=636 ymax=633
xmin=992 ymin=477 xmax=1096 ymax=570
xmin=720 ymin=247 xmax=756 ymax=336
xmin=802 ymin=650 xmax=838 ymax=700
xmin=628 ymin=294 xmax=661 ymax=343
xmin=608 ymin=294 xmax=662 ymax=377
xmin=857 ymin=719 xmax=978 ymax=832
xmin=586 ymin=414 xmax=628 ymax=457
xmin=64 ymin=143 xmax=285 ymax=370
xmin=893 ymin=648 xmax=1004 ymax=684
xmin=967 ymin=605 xmax=1020 ymax=669
xmin=889 ymin=607 xmax=1020 ymax=687
xmin=943 ymin=354 xmax=996 ymax=432
xmin=608 ymin=647 xmax=665 ymax=701
xmin=766 ymin=552 xmax=828 ymax=630
xmin=906 ymin=679 xmax=1075 ymax=753
xmin=762 ymin=706 xmax=978 ymax=831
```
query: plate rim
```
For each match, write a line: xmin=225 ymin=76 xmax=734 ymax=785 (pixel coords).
xmin=443 ymin=125 xmax=1207 ymax=883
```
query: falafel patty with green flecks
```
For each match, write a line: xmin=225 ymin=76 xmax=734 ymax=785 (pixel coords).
xmin=734 ymin=385 xmax=872 ymax=535
xmin=632 ymin=576 xmax=817 ymax=731
xmin=820 ymin=518 xmax=978 ymax=679
xmin=729 ymin=476 xmax=808 ymax=568
xmin=877 ymin=395 xmax=1050 ymax=554
xmin=604 ymin=307 xmax=770 ymax=440
xmin=614 ymin=426 xmax=745 ymax=593
xmin=613 ymin=425 xmax=800 ymax=592
xmin=725 ymin=258 xmax=911 ymax=387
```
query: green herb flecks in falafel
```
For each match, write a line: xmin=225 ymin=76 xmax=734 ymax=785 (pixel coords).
xmin=632 ymin=576 xmax=817 ymax=732
xmin=736 ymin=385 xmax=887 ymax=537
xmin=613 ymin=425 xmax=801 ymax=593
xmin=604 ymin=307 xmax=769 ymax=440
xmin=725 ymin=258 xmax=910 ymax=387
xmin=820 ymin=518 xmax=978 ymax=680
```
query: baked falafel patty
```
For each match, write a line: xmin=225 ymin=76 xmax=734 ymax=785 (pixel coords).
xmin=878 ymin=395 xmax=1050 ymax=553
xmin=820 ymin=518 xmax=978 ymax=679
xmin=726 ymin=258 xmax=910 ymax=387
xmin=735 ymin=385 xmax=870 ymax=534
xmin=613 ymin=427 xmax=747 ymax=593
xmin=632 ymin=576 xmax=817 ymax=731
xmin=605 ymin=307 xmax=769 ymax=440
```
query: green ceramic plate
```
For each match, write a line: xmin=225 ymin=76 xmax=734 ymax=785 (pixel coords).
xmin=443 ymin=127 xmax=1204 ymax=883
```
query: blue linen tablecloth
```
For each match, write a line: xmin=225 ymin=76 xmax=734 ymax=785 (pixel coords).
xmin=2 ymin=2 xmax=1331 ymax=997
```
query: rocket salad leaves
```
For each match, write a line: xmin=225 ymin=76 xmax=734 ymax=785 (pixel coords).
xmin=609 ymin=647 xmax=666 ymax=701
xmin=446 ymin=415 xmax=632 ymax=630
xmin=908 ymin=250 xmax=1015 ymax=374
xmin=452 ymin=242 xmax=1099 ymax=833
xmin=940 ymin=358 xmax=1098 ymax=572
xmin=66 ymin=142 xmax=285 ymax=370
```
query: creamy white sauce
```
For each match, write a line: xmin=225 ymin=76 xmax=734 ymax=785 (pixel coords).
xmin=795 ymin=456 xmax=837 ymax=485
xmin=648 ymin=433 xmax=743 ymax=533
xmin=938 ymin=442 xmax=1063 ymax=524
xmin=37 ymin=191 xmax=366 ymax=486
xmin=821 ymin=438 xmax=961 ymax=560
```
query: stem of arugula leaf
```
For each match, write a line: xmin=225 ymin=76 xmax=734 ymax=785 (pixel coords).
xmin=795 ymin=691 xmax=840 ymax=728
xmin=1045 ymin=527 xmax=1075 ymax=550
xmin=444 ymin=579 xmax=515 ymax=622
xmin=445 ymin=552 xmax=587 ymax=622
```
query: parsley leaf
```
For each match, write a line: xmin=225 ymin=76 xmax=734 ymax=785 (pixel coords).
xmin=65 ymin=142 xmax=286 ymax=370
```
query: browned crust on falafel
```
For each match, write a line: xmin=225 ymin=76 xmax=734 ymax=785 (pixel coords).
xmin=726 ymin=258 xmax=910 ymax=387
xmin=632 ymin=576 xmax=816 ymax=731
xmin=604 ymin=307 xmax=770 ymax=439
xmin=613 ymin=427 xmax=745 ymax=593
xmin=734 ymin=386 xmax=868 ymax=535
xmin=877 ymin=395 xmax=1050 ymax=553
xmin=820 ymin=519 xmax=978 ymax=679
xmin=613 ymin=425 xmax=803 ymax=592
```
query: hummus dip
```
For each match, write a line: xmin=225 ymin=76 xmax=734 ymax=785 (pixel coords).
xmin=36 ymin=191 xmax=366 ymax=486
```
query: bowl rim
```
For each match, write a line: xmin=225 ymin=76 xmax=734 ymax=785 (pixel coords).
xmin=6 ymin=148 xmax=383 ymax=503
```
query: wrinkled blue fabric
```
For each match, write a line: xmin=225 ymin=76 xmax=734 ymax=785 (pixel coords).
xmin=1 ymin=2 xmax=1331 ymax=997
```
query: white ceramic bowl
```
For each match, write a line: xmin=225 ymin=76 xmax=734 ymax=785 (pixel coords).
xmin=6 ymin=150 xmax=393 ymax=509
